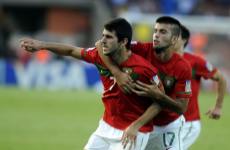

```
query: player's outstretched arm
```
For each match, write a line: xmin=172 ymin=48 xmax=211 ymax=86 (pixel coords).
xmin=121 ymin=103 xmax=161 ymax=149
xmin=20 ymin=38 xmax=83 ymax=59
xmin=206 ymin=70 xmax=227 ymax=119
xmin=95 ymin=40 xmax=134 ymax=94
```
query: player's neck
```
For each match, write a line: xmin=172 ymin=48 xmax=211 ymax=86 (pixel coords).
xmin=156 ymin=48 xmax=173 ymax=62
xmin=111 ymin=48 xmax=131 ymax=65
xmin=164 ymin=50 xmax=173 ymax=62
xmin=175 ymin=46 xmax=184 ymax=56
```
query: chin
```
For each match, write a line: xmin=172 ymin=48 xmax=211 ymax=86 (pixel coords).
xmin=155 ymin=53 xmax=164 ymax=60
xmin=103 ymin=51 xmax=110 ymax=56
xmin=104 ymin=53 xmax=110 ymax=56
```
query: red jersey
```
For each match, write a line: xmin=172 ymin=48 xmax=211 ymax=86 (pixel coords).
xmin=183 ymin=52 xmax=217 ymax=121
xmin=81 ymin=47 xmax=160 ymax=132
xmin=131 ymin=42 xmax=192 ymax=126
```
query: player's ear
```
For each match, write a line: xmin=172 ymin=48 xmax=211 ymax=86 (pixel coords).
xmin=171 ymin=35 xmax=179 ymax=45
xmin=122 ymin=38 xmax=128 ymax=47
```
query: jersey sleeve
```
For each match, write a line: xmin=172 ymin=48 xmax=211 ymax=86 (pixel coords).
xmin=81 ymin=47 xmax=98 ymax=64
xmin=194 ymin=56 xmax=217 ymax=79
xmin=131 ymin=41 xmax=152 ymax=57
xmin=145 ymin=66 xmax=165 ymax=92
xmin=174 ymin=61 xmax=192 ymax=99
xmin=151 ymin=74 xmax=165 ymax=92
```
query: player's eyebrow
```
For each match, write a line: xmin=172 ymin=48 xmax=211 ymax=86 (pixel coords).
xmin=103 ymin=33 xmax=113 ymax=39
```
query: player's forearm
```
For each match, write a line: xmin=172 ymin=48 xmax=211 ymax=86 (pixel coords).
xmin=130 ymin=103 xmax=161 ymax=130
xmin=215 ymin=73 xmax=226 ymax=109
xmin=211 ymin=70 xmax=226 ymax=109
xmin=156 ymin=93 xmax=188 ymax=114
xmin=42 ymin=42 xmax=83 ymax=59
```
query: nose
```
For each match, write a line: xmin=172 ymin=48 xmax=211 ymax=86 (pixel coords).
xmin=153 ymin=32 xmax=159 ymax=39
xmin=101 ymin=36 xmax=106 ymax=43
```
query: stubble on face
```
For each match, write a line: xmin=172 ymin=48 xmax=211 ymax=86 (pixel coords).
xmin=153 ymin=23 xmax=173 ymax=49
xmin=101 ymin=29 xmax=119 ymax=56
xmin=153 ymin=24 xmax=175 ymax=62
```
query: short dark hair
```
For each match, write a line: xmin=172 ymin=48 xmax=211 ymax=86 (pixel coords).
xmin=180 ymin=25 xmax=190 ymax=48
xmin=104 ymin=18 xmax=132 ymax=49
xmin=156 ymin=16 xmax=181 ymax=37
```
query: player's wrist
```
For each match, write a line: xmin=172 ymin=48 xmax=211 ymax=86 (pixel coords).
xmin=215 ymin=103 xmax=222 ymax=109
xmin=40 ymin=42 xmax=48 ymax=50
xmin=112 ymin=69 xmax=123 ymax=77
xmin=130 ymin=121 xmax=142 ymax=130
xmin=154 ymin=91 xmax=164 ymax=100
xmin=132 ymin=116 xmax=148 ymax=128
xmin=215 ymin=97 xmax=223 ymax=108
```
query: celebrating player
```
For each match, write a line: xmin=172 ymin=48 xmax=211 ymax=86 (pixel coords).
xmin=96 ymin=16 xmax=192 ymax=150
xmin=175 ymin=25 xmax=226 ymax=150
xmin=20 ymin=18 xmax=165 ymax=150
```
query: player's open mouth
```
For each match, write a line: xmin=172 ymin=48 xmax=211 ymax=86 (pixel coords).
xmin=103 ymin=46 xmax=109 ymax=51
xmin=154 ymin=40 xmax=160 ymax=45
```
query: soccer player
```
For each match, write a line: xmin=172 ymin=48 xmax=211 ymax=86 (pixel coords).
xmin=20 ymin=18 xmax=164 ymax=150
xmin=96 ymin=16 xmax=192 ymax=150
xmin=175 ymin=25 xmax=226 ymax=150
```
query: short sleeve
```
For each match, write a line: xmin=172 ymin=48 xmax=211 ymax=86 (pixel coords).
xmin=195 ymin=56 xmax=217 ymax=79
xmin=81 ymin=47 xmax=98 ymax=64
xmin=174 ymin=61 xmax=192 ymax=99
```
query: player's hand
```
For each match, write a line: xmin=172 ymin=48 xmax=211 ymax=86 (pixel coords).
xmin=20 ymin=38 xmax=43 ymax=52
xmin=95 ymin=40 xmax=103 ymax=49
xmin=205 ymin=107 xmax=221 ymax=120
xmin=121 ymin=125 xmax=137 ymax=150
xmin=114 ymin=72 xmax=134 ymax=94
xmin=132 ymin=80 xmax=162 ymax=99
xmin=95 ymin=40 xmax=134 ymax=94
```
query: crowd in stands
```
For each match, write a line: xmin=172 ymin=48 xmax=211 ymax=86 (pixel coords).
xmin=106 ymin=0 xmax=230 ymax=16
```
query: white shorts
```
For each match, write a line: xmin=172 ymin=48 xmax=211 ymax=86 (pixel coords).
xmin=182 ymin=120 xmax=201 ymax=150
xmin=145 ymin=115 xmax=185 ymax=150
xmin=84 ymin=119 xmax=150 ymax=150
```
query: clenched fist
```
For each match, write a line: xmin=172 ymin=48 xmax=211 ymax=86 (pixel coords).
xmin=20 ymin=38 xmax=44 ymax=52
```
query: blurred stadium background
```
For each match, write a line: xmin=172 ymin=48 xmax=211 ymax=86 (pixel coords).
xmin=0 ymin=0 xmax=229 ymax=149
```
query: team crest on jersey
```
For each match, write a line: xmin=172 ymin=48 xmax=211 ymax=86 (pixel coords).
xmin=206 ymin=61 xmax=213 ymax=72
xmin=122 ymin=67 xmax=139 ymax=81
xmin=158 ymin=72 xmax=176 ymax=92
xmin=185 ymin=80 xmax=191 ymax=93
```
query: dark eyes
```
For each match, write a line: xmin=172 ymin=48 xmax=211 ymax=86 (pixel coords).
xmin=161 ymin=30 xmax=167 ymax=34
xmin=102 ymin=34 xmax=113 ymax=39
xmin=153 ymin=29 xmax=167 ymax=34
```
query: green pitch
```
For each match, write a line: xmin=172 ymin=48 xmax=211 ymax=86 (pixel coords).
xmin=0 ymin=87 xmax=229 ymax=150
